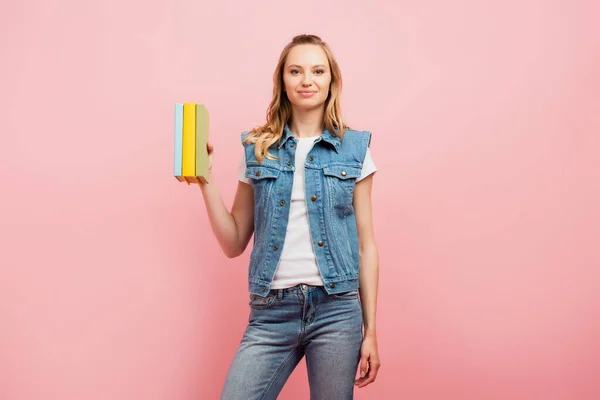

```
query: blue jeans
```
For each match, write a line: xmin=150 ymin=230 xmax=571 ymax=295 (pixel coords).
xmin=220 ymin=284 xmax=364 ymax=400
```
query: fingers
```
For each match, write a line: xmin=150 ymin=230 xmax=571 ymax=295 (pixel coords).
xmin=354 ymin=359 xmax=381 ymax=388
xmin=206 ymin=142 xmax=213 ymax=170
xmin=353 ymin=356 xmax=369 ymax=386
xmin=359 ymin=356 xmax=369 ymax=379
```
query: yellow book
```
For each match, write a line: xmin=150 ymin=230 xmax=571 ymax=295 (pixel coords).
xmin=181 ymin=103 xmax=196 ymax=177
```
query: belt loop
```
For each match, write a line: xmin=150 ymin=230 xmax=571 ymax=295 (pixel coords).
xmin=277 ymin=289 xmax=283 ymax=300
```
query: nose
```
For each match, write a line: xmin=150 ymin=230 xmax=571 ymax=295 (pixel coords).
xmin=301 ymin=74 xmax=312 ymax=86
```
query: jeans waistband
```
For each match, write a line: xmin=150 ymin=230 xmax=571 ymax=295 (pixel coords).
xmin=269 ymin=284 xmax=325 ymax=298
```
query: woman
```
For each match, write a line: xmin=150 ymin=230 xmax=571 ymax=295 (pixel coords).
xmin=199 ymin=34 xmax=380 ymax=399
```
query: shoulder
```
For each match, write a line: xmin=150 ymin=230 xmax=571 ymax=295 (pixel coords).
xmin=340 ymin=128 xmax=372 ymax=157
xmin=240 ymin=131 xmax=251 ymax=144
xmin=240 ymin=129 xmax=271 ymax=146
xmin=341 ymin=128 xmax=372 ymax=147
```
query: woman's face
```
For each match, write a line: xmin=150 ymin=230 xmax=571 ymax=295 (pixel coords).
xmin=283 ymin=44 xmax=332 ymax=111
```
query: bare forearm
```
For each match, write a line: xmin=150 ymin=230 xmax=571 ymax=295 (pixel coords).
xmin=199 ymin=173 xmax=242 ymax=258
xmin=358 ymin=243 xmax=379 ymax=336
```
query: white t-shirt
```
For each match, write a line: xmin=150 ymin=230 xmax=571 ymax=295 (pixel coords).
xmin=238 ymin=136 xmax=377 ymax=289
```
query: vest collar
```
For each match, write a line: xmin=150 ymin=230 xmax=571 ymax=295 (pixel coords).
xmin=278 ymin=122 xmax=341 ymax=152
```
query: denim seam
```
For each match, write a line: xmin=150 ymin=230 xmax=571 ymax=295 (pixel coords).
xmin=249 ymin=294 xmax=277 ymax=310
xmin=259 ymin=348 xmax=301 ymax=400
xmin=330 ymin=294 xmax=359 ymax=301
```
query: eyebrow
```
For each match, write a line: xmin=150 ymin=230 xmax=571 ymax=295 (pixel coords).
xmin=287 ymin=64 xmax=328 ymax=69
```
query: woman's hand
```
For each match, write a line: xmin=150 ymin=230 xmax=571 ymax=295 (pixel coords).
xmin=354 ymin=332 xmax=381 ymax=388
xmin=207 ymin=142 xmax=214 ymax=170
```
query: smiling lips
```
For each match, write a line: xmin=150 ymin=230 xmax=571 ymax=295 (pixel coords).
xmin=298 ymin=91 xmax=317 ymax=97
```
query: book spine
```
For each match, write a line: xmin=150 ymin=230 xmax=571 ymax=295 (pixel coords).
xmin=174 ymin=103 xmax=183 ymax=177
xmin=182 ymin=103 xmax=197 ymax=176
xmin=195 ymin=104 xmax=210 ymax=182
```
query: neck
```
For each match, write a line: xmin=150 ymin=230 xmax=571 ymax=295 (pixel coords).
xmin=289 ymin=107 xmax=325 ymax=138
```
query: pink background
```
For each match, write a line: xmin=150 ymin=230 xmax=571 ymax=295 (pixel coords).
xmin=1 ymin=0 xmax=599 ymax=399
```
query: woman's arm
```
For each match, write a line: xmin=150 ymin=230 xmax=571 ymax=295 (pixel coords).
xmin=199 ymin=143 xmax=255 ymax=258
xmin=352 ymin=173 xmax=381 ymax=388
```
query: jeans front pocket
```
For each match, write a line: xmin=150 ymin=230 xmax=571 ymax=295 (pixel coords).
xmin=249 ymin=292 xmax=277 ymax=309
xmin=330 ymin=289 xmax=359 ymax=301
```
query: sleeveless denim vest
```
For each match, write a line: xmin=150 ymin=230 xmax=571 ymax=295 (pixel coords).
xmin=242 ymin=123 xmax=372 ymax=296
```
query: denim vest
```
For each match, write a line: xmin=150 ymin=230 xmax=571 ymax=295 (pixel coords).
xmin=242 ymin=123 xmax=372 ymax=296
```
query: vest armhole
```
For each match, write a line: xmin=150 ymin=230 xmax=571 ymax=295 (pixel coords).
xmin=359 ymin=130 xmax=372 ymax=164
xmin=240 ymin=131 xmax=251 ymax=170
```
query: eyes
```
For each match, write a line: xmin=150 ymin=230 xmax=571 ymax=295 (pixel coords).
xmin=290 ymin=69 xmax=326 ymax=76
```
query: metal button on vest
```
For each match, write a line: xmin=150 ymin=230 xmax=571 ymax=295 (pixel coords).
xmin=309 ymin=156 xmax=314 ymax=161
xmin=318 ymin=241 xmax=324 ymax=247
xmin=280 ymin=200 xmax=285 ymax=206
xmin=273 ymin=245 xmax=279 ymax=251
xmin=341 ymin=171 xmax=347 ymax=176
xmin=290 ymin=143 xmax=295 ymax=147
xmin=255 ymin=171 xmax=261 ymax=177
xmin=287 ymin=161 xmax=292 ymax=166
xmin=311 ymin=195 xmax=317 ymax=202
xmin=329 ymin=283 xmax=335 ymax=288
xmin=261 ymin=286 xmax=266 ymax=292
xmin=301 ymin=284 xmax=308 ymax=290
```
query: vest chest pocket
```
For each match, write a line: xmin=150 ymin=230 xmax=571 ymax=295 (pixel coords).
xmin=245 ymin=165 xmax=280 ymax=203
xmin=322 ymin=165 xmax=362 ymax=215
xmin=245 ymin=165 xmax=280 ymax=180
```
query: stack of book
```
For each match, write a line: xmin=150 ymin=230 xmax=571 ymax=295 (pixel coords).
xmin=174 ymin=103 xmax=210 ymax=184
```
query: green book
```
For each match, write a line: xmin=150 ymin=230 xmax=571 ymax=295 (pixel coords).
xmin=194 ymin=104 xmax=210 ymax=184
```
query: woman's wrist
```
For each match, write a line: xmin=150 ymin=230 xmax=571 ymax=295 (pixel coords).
xmin=363 ymin=326 xmax=377 ymax=337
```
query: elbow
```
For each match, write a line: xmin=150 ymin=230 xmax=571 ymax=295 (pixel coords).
xmin=223 ymin=244 xmax=244 ymax=259
xmin=358 ymin=242 xmax=378 ymax=259
xmin=224 ymin=249 xmax=239 ymax=259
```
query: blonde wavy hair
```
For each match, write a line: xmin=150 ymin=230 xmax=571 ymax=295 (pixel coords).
xmin=245 ymin=34 xmax=348 ymax=162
